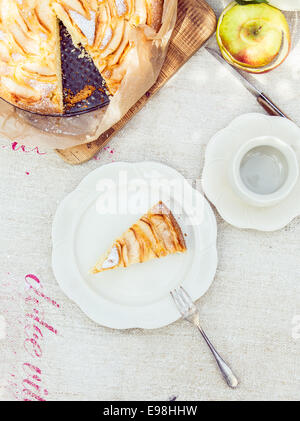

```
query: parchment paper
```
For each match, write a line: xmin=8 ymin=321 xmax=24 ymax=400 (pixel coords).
xmin=0 ymin=0 xmax=177 ymax=150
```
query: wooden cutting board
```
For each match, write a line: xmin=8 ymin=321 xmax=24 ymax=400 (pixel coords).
xmin=56 ymin=0 xmax=217 ymax=165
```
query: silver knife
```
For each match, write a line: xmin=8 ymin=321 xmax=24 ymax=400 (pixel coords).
xmin=206 ymin=47 xmax=290 ymax=120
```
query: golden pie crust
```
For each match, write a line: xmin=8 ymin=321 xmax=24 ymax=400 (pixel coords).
xmin=91 ymin=201 xmax=187 ymax=274
xmin=0 ymin=0 xmax=164 ymax=114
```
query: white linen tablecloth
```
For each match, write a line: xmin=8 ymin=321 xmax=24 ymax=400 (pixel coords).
xmin=0 ymin=1 xmax=299 ymax=401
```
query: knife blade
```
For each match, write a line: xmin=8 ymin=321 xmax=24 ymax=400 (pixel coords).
xmin=205 ymin=47 xmax=290 ymax=120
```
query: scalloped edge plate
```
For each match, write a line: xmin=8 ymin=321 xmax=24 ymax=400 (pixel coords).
xmin=270 ymin=0 xmax=300 ymax=11
xmin=52 ymin=162 xmax=218 ymax=329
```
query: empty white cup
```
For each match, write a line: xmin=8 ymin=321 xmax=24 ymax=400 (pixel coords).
xmin=231 ymin=136 xmax=299 ymax=207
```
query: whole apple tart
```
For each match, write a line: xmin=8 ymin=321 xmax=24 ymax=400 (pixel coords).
xmin=0 ymin=0 xmax=165 ymax=115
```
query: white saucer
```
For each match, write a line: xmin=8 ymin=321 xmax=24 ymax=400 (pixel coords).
xmin=202 ymin=113 xmax=300 ymax=231
xmin=52 ymin=162 xmax=217 ymax=329
xmin=270 ymin=0 xmax=300 ymax=10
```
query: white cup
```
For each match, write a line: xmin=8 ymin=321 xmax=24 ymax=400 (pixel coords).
xmin=231 ymin=136 xmax=299 ymax=207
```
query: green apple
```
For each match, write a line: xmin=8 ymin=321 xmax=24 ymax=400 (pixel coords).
xmin=216 ymin=2 xmax=291 ymax=73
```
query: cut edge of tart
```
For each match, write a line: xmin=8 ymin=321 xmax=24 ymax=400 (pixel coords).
xmin=54 ymin=17 xmax=64 ymax=114
xmin=90 ymin=201 xmax=187 ymax=274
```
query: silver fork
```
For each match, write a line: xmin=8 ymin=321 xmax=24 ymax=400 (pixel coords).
xmin=170 ymin=287 xmax=239 ymax=389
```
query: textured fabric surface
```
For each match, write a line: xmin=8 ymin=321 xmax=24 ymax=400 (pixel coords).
xmin=0 ymin=1 xmax=299 ymax=401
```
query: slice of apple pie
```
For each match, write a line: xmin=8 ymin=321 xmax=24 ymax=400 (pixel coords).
xmin=91 ymin=201 xmax=186 ymax=274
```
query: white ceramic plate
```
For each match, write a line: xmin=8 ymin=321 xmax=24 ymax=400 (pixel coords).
xmin=52 ymin=162 xmax=217 ymax=329
xmin=269 ymin=0 xmax=300 ymax=11
xmin=202 ymin=113 xmax=300 ymax=232
xmin=221 ymin=0 xmax=300 ymax=12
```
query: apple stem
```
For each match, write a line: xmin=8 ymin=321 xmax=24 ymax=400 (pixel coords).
xmin=255 ymin=25 xmax=262 ymax=35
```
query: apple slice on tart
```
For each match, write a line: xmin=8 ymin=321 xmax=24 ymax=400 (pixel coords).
xmin=90 ymin=201 xmax=187 ymax=274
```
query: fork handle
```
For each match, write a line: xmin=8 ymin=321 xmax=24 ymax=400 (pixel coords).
xmin=197 ymin=326 xmax=239 ymax=389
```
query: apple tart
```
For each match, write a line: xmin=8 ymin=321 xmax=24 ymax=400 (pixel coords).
xmin=0 ymin=0 xmax=63 ymax=114
xmin=91 ymin=201 xmax=187 ymax=274
xmin=0 ymin=0 xmax=165 ymax=114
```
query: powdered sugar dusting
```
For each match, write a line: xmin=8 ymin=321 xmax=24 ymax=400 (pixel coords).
xmin=116 ymin=0 xmax=127 ymax=16
xmin=0 ymin=29 xmax=7 ymax=40
xmin=69 ymin=10 xmax=96 ymax=45
xmin=100 ymin=27 xmax=113 ymax=50
xmin=102 ymin=247 xmax=119 ymax=269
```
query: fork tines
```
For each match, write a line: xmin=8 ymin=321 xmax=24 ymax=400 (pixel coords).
xmin=170 ymin=286 xmax=196 ymax=317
